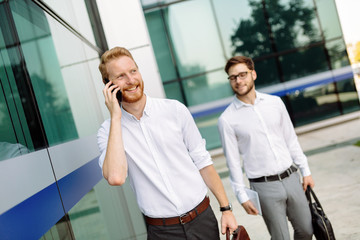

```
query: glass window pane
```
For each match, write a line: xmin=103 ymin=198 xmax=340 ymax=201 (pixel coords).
xmin=265 ymin=0 xmax=322 ymax=52
xmin=327 ymin=39 xmax=350 ymax=69
xmin=10 ymin=0 xmax=78 ymax=146
xmin=183 ymin=70 xmax=232 ymax=106
xmin=314 ymin=0 xmax=342 ymax=40
xmin=0 ymin=51 xmax=32 ymax=160
xmin=0 ymin=2 xmax=42 ymax=157
xmin=195 ymin=112 xmax=222 ymax=150
xmin=163 ymin=0 xmax=225 ymax=77
xmin=214 ymin=0 xmax=273 ymax=59
xmin=336 ymin=78 xmax=360 ymax=114
xmin=163 ymin=81 xmax=185 ymax=104
xmin=280 ymin=45 xmax=328 ymax=81
xmin=68 ymin=189 xmax=109 ymax=239
xmin=145 ymin=10 xmax=177 ymax=82
xmin=40 ymin=215 xmax=73 ymax=240
xmin=287 ymin=84 xmax=341 ymax=126
xmin=10 ymin=0 xmax=103 ymax=146
xmin=254 ymin=57 xmax=281 ymax=87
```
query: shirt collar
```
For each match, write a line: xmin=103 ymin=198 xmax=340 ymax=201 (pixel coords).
xmin=122 ymin=94 xmax=151 ymax=120
xmin=233 ymin=90 xmax=265 ymax=109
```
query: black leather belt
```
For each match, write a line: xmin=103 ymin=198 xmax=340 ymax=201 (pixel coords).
xmin=249 ymin=166 xmax=298 ymax=182
xmin=144 ymin=196 xmax=210 ymax=226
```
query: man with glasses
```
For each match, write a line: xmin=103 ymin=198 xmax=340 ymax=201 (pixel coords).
xmin=218 ymin=56 xmax=315 ymax=240
xmin=97 ymin=46 xmax=238 ymax=239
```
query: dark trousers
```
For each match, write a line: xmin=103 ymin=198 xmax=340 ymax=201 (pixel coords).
xmin=146 ymin=205 xmax=220 ymax=240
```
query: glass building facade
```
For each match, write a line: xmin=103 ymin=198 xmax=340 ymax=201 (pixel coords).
xmin=0 ymin=0 xmax=359 ymax=239
xmin=142 ymin=0 xmax=360 ymax=149
xmin=0 ymin=0 xmax=149 ymax=239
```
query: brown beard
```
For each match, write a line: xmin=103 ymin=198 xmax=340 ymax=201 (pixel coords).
xmin=122 ymin=82 xmax=144 ymax=103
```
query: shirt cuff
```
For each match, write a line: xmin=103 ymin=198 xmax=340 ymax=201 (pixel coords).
xmin=237 ymin=189 xmax=250 ymax=204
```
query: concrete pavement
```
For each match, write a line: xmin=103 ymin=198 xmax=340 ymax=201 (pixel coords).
xmin=209 ymin=111 xmax=360 ymax=240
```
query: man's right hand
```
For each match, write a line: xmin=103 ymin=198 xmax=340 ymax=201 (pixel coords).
xmin=103 ymin=81 xmax=122 ymax=118
xmin=241 ymin=200 xmax=259 ymax=215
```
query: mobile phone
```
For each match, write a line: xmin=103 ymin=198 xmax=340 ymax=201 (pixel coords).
xmin=105 ymin=78 xmax=122 ymax=104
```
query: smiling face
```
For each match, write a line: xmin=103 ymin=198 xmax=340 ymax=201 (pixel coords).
xmin=106 ymin=56 xmax=144 ymax=103
xmin=228 ymin=63 xmax=257 ymax=99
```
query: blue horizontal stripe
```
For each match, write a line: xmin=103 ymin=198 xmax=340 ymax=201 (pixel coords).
xmin=58 ymin=157 xmax=102 ymax=212
xmin=192 ymin=71 xmax=354 ymax=118
xmin=0 ymin=183 xmax=64 ymax=240
xmin=0 ymin=157 xmax=102 ymax=240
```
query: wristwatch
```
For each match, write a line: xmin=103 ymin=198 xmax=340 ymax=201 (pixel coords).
xmin=220 ymin=203 xmax=232 ymax=212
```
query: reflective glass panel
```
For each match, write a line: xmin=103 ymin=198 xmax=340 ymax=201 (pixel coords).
xmin=68 ymin=188 xmax=109 ymax=239
xmin=214 ymin=0 xmax=273 ymax=59
xmin=212 ymin=0 xmax=269 ymax=59
xmin=287 ymin=84 xmax=341 ymax=126
xmin=163 ymin=0 xmax=225 ymax=78
xmin=314 ymin=0 xmax=342 ymax=40
xmin=254 ymin=57 xmax=281 ymax=87
xmin=163 ymin=81 xmax=185 ymax=104
xmin=336 ymin=78 xmax=360 ymax=114
xmin=40 ymin=215 xmax=73 ymax=240
xmin=183 ymin=70 xmax=233 ymax=106
xmin=10 ymin=0 xmax=78 ymax=146
xmin=265 ymin=0 xmax=322 ymax=52
xmin=195 ymin=112 xmax=222 ymax=150
xmin=145 ymin=9 xmax=177 ymax=82
xmin=0 ymin=2 xmax=39 ymax=159
xmin=10 ymin=0 xmax=103 ymax=146
xmin=279 ymin=45 xmax=328 ymax=81
xmin=326 ymin=39 xmax=350 ymax=69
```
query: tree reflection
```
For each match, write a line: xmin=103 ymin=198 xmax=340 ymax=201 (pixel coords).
xmin=230 ymin=0 xmax=328 ymax=85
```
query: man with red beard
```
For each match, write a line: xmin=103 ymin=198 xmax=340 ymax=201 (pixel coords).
xmin=218 ymin=56 xmax=315 ymax=240
xmin=97 ymin=47 xmax=237 ymax=240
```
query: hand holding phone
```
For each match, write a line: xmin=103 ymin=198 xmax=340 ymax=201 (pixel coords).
xmin=105 ymin=78 xmax=122 ymax=106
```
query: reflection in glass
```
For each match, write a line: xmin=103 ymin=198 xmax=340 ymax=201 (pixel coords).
xmin=162 ymin=0 xmax=225 ymax=78
xmin=195 ymin=112 xmax=222 ymax=150
xmin=68 ymin=189 xmax=109 ymax=240
xmin=183 ymin=70 xmax=232 ymax=106
xmin=229 ymin=0 xmax=272 ymax=58
xmin=10 ymin=0 xmax=78 ymax=146
xmin=145 ymin=10 xmax=177 ymax=82
xmin=264 ymin=0 xmax=322 ymax=52
xmin=314 ymin=0 xmax=342 ymax=40
xmin=336 ymin=78 xmax=360 ymax=114
xmin=164 ymin=81 xmax=185 ymax=104
xmin=287 ymin=84 xmax=341 ymax=126
xmin=254 ymin=57 xmax=281 ymax=87
xmin=212 ymin=0 xmax=255 ymax=59
xmin=40 ymin=215 xmax=73 ymax=240
xmin=326 ymin=39 xmax=350 ymax=69
xmin=280 ymin=46 xmax=328 ymax=81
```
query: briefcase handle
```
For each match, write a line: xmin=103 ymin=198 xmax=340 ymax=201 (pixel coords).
xmin=226 ymin=225 xmax=250 ymax=240
xmin=306 ymin=186 xmax=324 ymax=210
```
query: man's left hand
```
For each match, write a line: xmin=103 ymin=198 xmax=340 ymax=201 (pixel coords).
xmin=302 ymin=175 xmax=315 ymax=191
xmin=221 ymin=210 xmax=238 ymax=235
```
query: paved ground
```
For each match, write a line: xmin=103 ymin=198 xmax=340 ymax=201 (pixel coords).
xmin=209 ymin=112 xmax=360 ymax=240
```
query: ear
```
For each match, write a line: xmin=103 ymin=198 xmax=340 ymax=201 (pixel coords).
xmin=252 ymin=70 xmax=257 ymax=81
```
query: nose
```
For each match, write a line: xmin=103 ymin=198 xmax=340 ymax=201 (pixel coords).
xmin=125 ymin=74 xmax=136 ymax=84
xmin=235 ymin=75 xmax=243 ymax=83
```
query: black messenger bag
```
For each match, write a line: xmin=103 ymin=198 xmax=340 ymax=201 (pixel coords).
xmin=306 ymin=186 xmax=336 ymax=240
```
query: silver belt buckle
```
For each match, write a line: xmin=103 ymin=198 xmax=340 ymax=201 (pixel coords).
xmin=179 ymin=213 xmax=188 ymax=225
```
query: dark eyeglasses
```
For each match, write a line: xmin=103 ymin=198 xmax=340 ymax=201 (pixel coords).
xmin=227 ymin=71 xmax=252 ymax=81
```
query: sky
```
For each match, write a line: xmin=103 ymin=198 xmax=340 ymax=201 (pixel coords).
xmin=335 ymin=0 xmax=360 ymax=44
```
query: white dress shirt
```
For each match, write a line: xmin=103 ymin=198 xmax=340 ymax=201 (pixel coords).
xmin=97 ymin=96 xmax=212 ymax=218
xmin=218 ymin=91 xmax=311 ymax=203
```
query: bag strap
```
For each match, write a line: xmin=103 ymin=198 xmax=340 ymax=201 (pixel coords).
xmin=306 ymin=186 xmax=324 ymax=210
xmin=226 ymin=228 xmax=230 ymax=240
